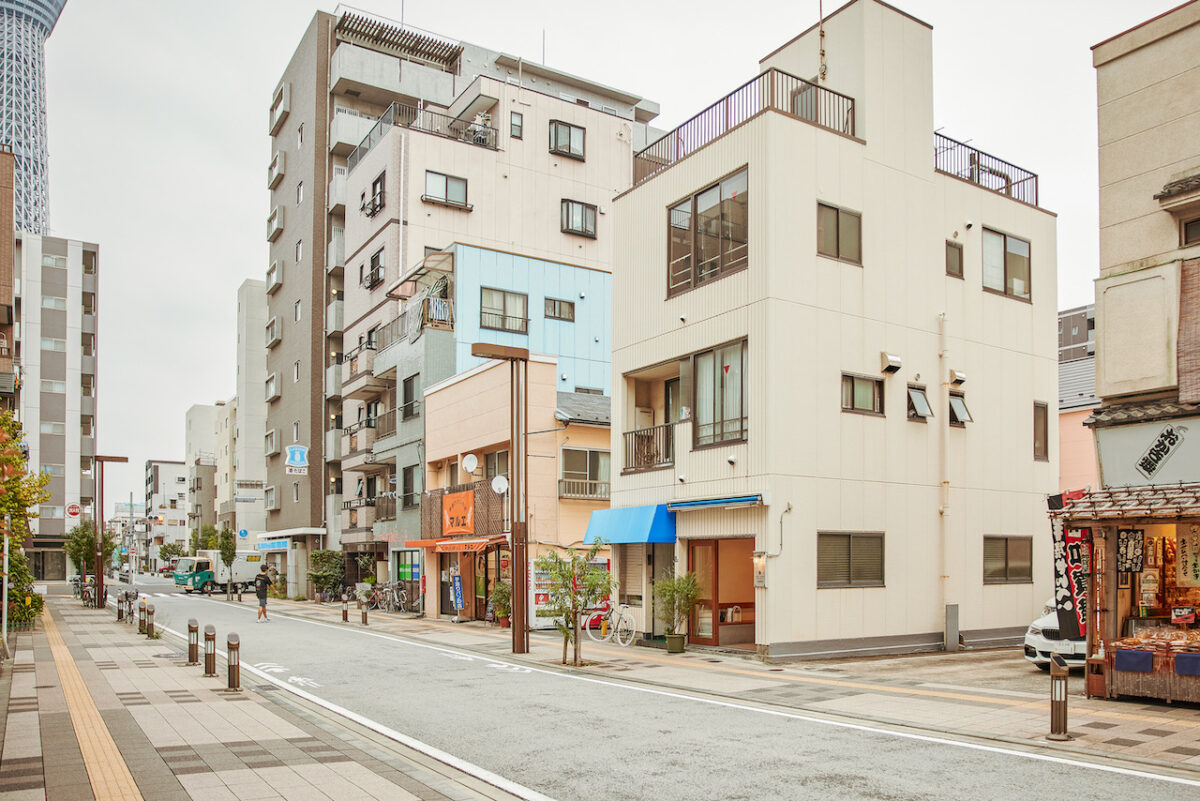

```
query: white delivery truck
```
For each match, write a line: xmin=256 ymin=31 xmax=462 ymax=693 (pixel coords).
xmin=174 ymin=550 xmax=264 ymax=594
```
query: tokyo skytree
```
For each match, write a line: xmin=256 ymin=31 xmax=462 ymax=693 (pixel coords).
xmin=0 ymin=0 xmax=66 ymax=234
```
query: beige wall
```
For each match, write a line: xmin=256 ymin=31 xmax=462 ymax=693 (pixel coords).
xmin=1059 ymin=409 xmax=1099 ymax=492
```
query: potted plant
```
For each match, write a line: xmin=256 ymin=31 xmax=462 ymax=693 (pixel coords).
xmin=491 ymin=581 xmax=513 ymax=628
xmin=653 ymin=571 xmax=702 ymax=654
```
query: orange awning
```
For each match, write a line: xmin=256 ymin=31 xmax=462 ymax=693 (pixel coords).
xmin=434 ymin=535 xmax=507 ymax=553
xmin=404 ymin=538 xmax=446 ymax=548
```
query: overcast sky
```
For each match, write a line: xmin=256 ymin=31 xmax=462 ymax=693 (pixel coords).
xmin=43 ymin=0 xmax=1182 ymax=513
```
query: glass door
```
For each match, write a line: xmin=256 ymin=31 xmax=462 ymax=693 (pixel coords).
xmin=688 ymin=540 xmax=717 ymax=645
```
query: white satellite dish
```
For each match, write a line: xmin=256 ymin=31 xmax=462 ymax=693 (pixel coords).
xmin=462 ymin=453 xmax=479 ymax=474
xmin=491 ymin=474 xmax=509 ymax=495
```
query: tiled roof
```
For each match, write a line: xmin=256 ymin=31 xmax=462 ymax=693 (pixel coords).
xmin=1050 ymin=483 xmax=1200 ymax=521
xmin=1059 ymin=356 xmax=1099 ymax=411
xmin=555 ymin=392 xmax=610 ymax=426
xmin=1154 ymin=173 xmax=1200 ymax=201
xmin=1086 ymin=397 xmax=1200 ymax=428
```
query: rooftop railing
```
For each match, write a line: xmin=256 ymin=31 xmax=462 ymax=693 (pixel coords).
xmin=934 ymin=133 xmax=1038 ymax=207
xmin=349 ymin=102 xmax=498 ymax=173
xmin=633 ymin=68 xmax=855 ymax=185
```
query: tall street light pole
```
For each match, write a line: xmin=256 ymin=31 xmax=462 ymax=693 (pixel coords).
xmin=94 ymin=455 xmax=128 ymax=606
xmin=470 ymin=343 xmax=529 ymax=654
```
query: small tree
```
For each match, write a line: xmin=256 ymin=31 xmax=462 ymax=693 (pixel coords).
xmin=199 ymin=523 xmax=219 ymax=550
xmin=309 ymin=549 xmax=345 ymax=600
xmin=653 ymin=571 xmax=703 ymax=635
xmin=187 ymin=529 xmax=200 ymax=556
xmin=534 ymin=541 xmax=614 ymax=666
xmin=217 ymin=527 xmax=237 ymax=600
xmin=356 ymin=552 xmax=375 ymax=585
xmin=64 ymin=521 xmax=116 ymax=579
xmin=158 ymin=542 xmax=185 ymax=564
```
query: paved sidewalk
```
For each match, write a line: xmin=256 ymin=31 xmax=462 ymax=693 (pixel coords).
xmin=261 ymin=596 xmax=1200 ymax=772
xmin=0 ymin=599 xmax=525 ymax=801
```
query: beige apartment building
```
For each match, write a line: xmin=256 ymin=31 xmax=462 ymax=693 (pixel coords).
xmin=607 ymin=0 xmax=1058 ymax=658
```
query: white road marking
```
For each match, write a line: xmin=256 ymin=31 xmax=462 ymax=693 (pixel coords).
xmin=163 ymin=595 xmax=1200 ymax=789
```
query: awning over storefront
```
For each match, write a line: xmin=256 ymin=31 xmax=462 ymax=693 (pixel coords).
xmin=666 ymin=495 xmax=762 ymax=512
xmin=1049 ymin=483 xmax=1200 ymax=523
xmin=434 ymin=535 xmax=508 ymax=553
xmin=585 ymin=504 xmax=676 ymax=545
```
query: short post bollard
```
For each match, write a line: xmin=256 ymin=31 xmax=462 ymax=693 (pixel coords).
xmin=226 ymin=633 xmax=241 ymax=691
xmin=187 ymin=619 xmax=199 ymax=665
xmin=127 ymin=593 xmax=135 ymax=624
xmin=1048 ymin=654 xmax=1072 ymax=741
xmin=342 ymin=593 xmax=348 ymax=623
xmin=361 ymin=598 xmax=368 ymax=627
xmin=116 ymin=591 xmax=125 ymax=622
xmin=203 ymin=625 xmax=217 ymax=677
xmin=146 ymin=604 xmax=155 ymax=638
xmin=138 ymin=598 xmax=146 ymax=634
xmin=237 ymin=585 xmax=243 ymax=603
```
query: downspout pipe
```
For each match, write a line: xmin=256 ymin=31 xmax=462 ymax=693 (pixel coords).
xmin=938 ymin=312 xmax=954 ymax=650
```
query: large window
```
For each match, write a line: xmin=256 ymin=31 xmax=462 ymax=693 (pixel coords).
xmin=982 ymin=228 xmax=1031 ymax=300
xmin=1033 ymin=401 xmax=1048 ymax=461
xmin=402 ymin=374 xmax=420 ymax=419
xmin=817 ymin=202 xmax=861 ymax=264
xmin=561 ymin=200 xmax=597 ymax=238
xmin=984 ymin=536 xmax=1032 ymax=583
xmin=561 ymin=449 xmax=610 ymax=499
xmin=424 ymin=171 xmax=469 ymax=208
xmin=549 ymin=120 xmax=585 ymax=159
xmin=668 ymin=169 xmax=749 ymax=295
xmin=841 ymin=374 xmax=883 ymax=415
xmin=694 ymin=340 xmax=748 ymax=446
xmin=817 ymin=532 xmax=884 ymax=588
xmin=481 ymin=288 xmax=528 ymax=334
xmin=545 ymin=298 xmax=575 ymax=321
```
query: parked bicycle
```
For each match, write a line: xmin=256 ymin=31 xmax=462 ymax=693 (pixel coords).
xmin=581 ymin=599 xmax=636 ymax=647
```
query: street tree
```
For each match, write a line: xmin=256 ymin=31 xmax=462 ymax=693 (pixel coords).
xmin=187 ymin=529 xmax=200 ymax=556
xmin=534 ymin=540 xmax=614 ymax=666
xmin=218 ymin=527 xmax=237 ymax=600
xmin=64 ymin=521 xmax=116 ymax=579
xmin=0 ymin=411 xmax=51 ymax=547
xmin=158 ymin=542 xmax=185 ymax=564
xmin=309 ymin=549 xmax=345 ymax=600
xmin=199 ymin=524 xmax=219 ymax=550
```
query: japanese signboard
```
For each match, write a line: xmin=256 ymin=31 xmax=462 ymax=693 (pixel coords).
xmin=284 ymin=445 xmax=309 ymax=476
xmin=1116 ymin=528 xmax=1145 ymax=573
xmin=452 ymin=573 xmax=465 ymax=611
xmin=1095 ymin=419 xmax=1198 ymax=487
xmin=1051 ymin=517 xmax=1091 ymax=639
xmin=1178 ymin=525 xmax=1200 ymax=588
xmin=442 ymin=490 xmax=474 ymax=536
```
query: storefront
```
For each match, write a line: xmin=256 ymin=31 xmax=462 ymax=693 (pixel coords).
xmin=584 ymin=504 xmax=676 ymax=637
xmin=685 ymin=537 xmax=756 ymax=649
xmin=1050 ymin=485 xmax=1200 ymax=703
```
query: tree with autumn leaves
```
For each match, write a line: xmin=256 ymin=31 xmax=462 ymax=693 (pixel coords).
xmin=0 ymin=411 xmax=52 ymax=625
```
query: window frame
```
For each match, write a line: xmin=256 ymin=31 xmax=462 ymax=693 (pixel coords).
xmin=946 ymin=240 xmax=963 ymax=278
xmin=1183 ymin=217 xmax=1200 ymax=247
xmin=292 ymin=360 xmax=300 ymax=383
xmin=981 ymin=227 xmax=1032 ymax=301
xmin=817 ymin=531 xmax=885 ymax=588
xmin=692 ymin=339 xmax=749 ymax=448
xmin=545 ymin=298 xmax=575 ymax=321
xmin=479 ymin=287 xmax=529 ymax=334
xmin=401 ymin=465 xmax=419 ymax=508
xmin=840 ymin=373 xmax=884 ymax=416
xmin=983 ymin=535 xmax=1033 ymax=584
xmin=560 ymin=199 xmax=597 ymax=238
xmin=422 ymin=170 xmax=471 ymax=210
xmin=906 ymin=384 xmax=933 ymax=421
xmin=667 ymin=166 xmax=750 ymax=297
xmin=401 ymin=374 xmax=420 ymax=420
xmin=510 ymin=111 xmax=523 ymax=140
xmin=816 ymin=202 xmax=863 ymax=265
xmin=948 ymin=391 xmax=972 ymax=427
xmin=548 ymin=120 xmax=586 ymax=160
xmin=1033 ymin=401 xmax=1049 ymax=461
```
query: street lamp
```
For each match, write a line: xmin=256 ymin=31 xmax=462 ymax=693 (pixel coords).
xmin=94 ymin=455 xmax=129 ymax=607
xmin=470 ymin=343 xmax=529 ymax=654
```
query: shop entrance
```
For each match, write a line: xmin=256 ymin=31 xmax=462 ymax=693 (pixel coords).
xmin=438 ymin=552 xmax=455 ymax=617
xmin=687 ymin=538 xmax=755 ymax=648
xmin=30 ymin=548 xmax=66 ymax=580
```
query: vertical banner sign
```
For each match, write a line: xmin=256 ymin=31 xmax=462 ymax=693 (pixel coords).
xmin=442 ymin=490 xmax=474 ymax=536
xmin=1178 ymin=526 xmax=1200 ymax=588
xmin=1051 ymin=517 xmax=1091 ymax=639
xmin=451 ymin=572 xmax=465 ymax=611
xmin=1116 ymin=528 xmax=1145 ymax=573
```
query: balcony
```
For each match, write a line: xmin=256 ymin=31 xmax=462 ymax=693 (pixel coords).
xmin=81 ymin=354 xmax=95 ymax=375
xmin=267 ymin=151 xmax=285 ymax=189
xmin=327 ymin=228 xmax=345 ymax=274
xmin=265 ymin=431 xmax=280 ymax=457
xmin=330 ymin=108 xmax=377 ymax=157
xmin=342 ymin=343 xmax=386 ymax=400
xmin=361 ymin=264 xmax=384 ymax=291
xmin=267 ymin=206 xmax=284 ymax=242
xmin=266 ymin=260 xmax=282 ymax=294
xmin=325 ymin=494 xmax=343 ymax=539
xmin=269 ymin=83 xmax=290 ymax=136
xmin=325 ymin=363 xmax=342 ymax=400
xmin=324 ymin=427 xmax=342 ymax=462
xmin=328 ymin=171 xmax=346 ymax=216
xmin=623 ymin=423 xmax=675 ymax=471
xmin=340 ymin=496 xmax=377 ymax=541
xmin=265 ymin=374 xmax=281 ymax=403
xmin=633 ymin=68 xmax=855 ymax=186
xmin=374 ymin=407 xmax=397 ymax=439
xmin=420 ymin=479 xmax=509 ymax=540
xmin=327 ymin=298 xmax=344 ymax=334
xmin=342 ymin=419 xmax=381 ymax=473
xmin=81 ymin=396 xmax=94 ymax=416
xmin=265 ymin=317 xmax=281 ymax=348
xmin=82 ymin=314 xmax=95 ymax=335
xmin=558 ymin=479 xmax=610 ymax=501
xmin=348 ymin=100 xmax=499 ymax=173
xmin=374 ymin=495 xmax=396 ymax=523
xmin=934 ymin=133 xmax=1039 ymax=207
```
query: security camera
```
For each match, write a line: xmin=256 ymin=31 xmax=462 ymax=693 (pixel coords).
xmin=965 ymin=221 xmax=974 ymax=230
xmin=727 ymin=455 xmax=736 ymax=466
xmin=677 ymin=475 xmax=686 ymax=483
xmin=679 ymin=314 xmax=687 ymax=323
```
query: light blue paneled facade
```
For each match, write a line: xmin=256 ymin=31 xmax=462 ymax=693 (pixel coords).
xmin=451 ymin=245 xmax=612 ymax=394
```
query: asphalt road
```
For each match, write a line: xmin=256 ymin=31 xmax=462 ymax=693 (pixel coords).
xmin=109 ymin=577 xmax=1197 ymax=801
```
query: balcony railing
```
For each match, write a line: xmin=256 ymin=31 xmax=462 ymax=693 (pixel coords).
xmin=634 ymin=68 xmax=855 ymax=185
xmin=343 ymin=417 xmax=376 ymax=436
xmin=342 ymin=496 xmax=377 ymax=510
xmin=480 ymin=312 xmax=528 ymax=334
xmin=934 ymin=133 xmax=1038 ymax=207
xmin=349 ymin=102 xmax=499 ymax=173
xmin=623 ymin=423 xmax=675 ymax=471
xmin=558 ymin=479 xmax=610 ymax=500
xmin=375 ymin=408 xmax=397 ymax=439
xmin=375 ymin=495 xmax=396 ymax=522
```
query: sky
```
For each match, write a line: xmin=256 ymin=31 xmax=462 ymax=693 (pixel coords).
xmin=41 ymin=0 xmax=1184 ymax=512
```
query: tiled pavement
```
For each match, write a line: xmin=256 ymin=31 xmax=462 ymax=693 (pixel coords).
xmin=0 ymin=600 xmax=524 ymax=801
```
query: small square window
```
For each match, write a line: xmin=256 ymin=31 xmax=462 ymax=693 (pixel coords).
xmin=545 ymin=298 xmax=575 ymax=321
xmin=561 ymin=200 xmax=597 ymax=238
xmin=549 ymin=120 xmax=585 ymax=159
xmin=1184 ymin=218 xmax=1200 ymax=246
xmin=423 ymin=171 xmax=469 ymax=208
xmin=984 ymin=536 xmax=1032 ymax=583
xmin=841 ymin=374 xmax=882 ymax=415
xmin=949 ymin=392 xmax=972 ymax=426
xmin=817 ymin=203 xmax=862 ymax=264
xmin=511 ymin=111 xmax=523 ymax=139
xmin=946 ymin=241 xmax=963 ymax=278
xmin=907 ymin=386 xmax=933 ymax=420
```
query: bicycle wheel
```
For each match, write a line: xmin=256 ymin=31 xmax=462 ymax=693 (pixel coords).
xmin=615 ymin=612 xmax=636 ymax=646
xmin=582 ymin=610 xmax=608 ymax=643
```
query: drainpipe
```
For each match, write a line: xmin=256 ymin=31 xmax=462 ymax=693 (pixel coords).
xmin=938 ymin=312 xmax=956 ymax=651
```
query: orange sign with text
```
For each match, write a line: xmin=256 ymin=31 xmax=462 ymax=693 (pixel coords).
xmin=442 ymin=490 xmax=474 ymax=536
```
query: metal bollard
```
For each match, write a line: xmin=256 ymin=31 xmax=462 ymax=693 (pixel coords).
xmin=116 ymin=591 xmax=125 ymax=622
xmin=138 ymin=598 xmax=147 ymax=634
xmin=187 ymin=619 xmax=199 ymax=665
xmin=146 ymin=604 xmax=155 ymax=638
xmin=203 ymin=625 xmax=217 ymax=677
xmin=1048 ymin=654 xmax=1072 ymax=741
xmin=127 ymin=593 xmax=135 ymax=624
xmin=342 ymin=593 xmax=349 ymax=622
xmin=226 ymin=633 xmax=241 ymax=691
xmin=361 ymin=599 xmax=368 ymax=626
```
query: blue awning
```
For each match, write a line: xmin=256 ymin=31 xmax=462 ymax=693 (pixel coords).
xmin=585 ymin=504 xmax=676 ymax=545
xmin=666 ymin=495 xmax=762 ymax=512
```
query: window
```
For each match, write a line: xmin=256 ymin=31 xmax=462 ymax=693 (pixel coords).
xmin=906 ymin=385 xmax=933 ymax=420
xmin=41 ymin=296 xmax=66 ymax=310
xmin=41 ymin=337 xmax=66 ymax=352
xmin=561 ymin=448 xmax=610 ymax=498
xmin=560 ymin=200 xmax=597 ymax=238
xmin=293 ymin=483 xmax=300 ymax=503
xmin=694 ymin=340 xmax=748 ymax=446
xmin=841 ymin=374 xmax=883 ymax=415
xmin=169 ymin=499 xmax=177 ymax=509
xmin=545 ymin=298 xmax=575 ymax=321
xmin=548 ymin=120 xmax=585 ymax=159
xmin=1034 ymin=402 xmax=1048 ymax=461
xmin=816 ymin=202 xmax=862 ymax=264
xmin=946 ymin=241 xmax=963 ymax=278
xmin=669 ymin=168 xmax=749 ymax=295
xmin=575 ymin=386 xmax=602 ymax=395
xmin=362 ymin=248 xmax=385 ymax=289
xmin=40 ymin=422 xmax=65 ymax=434
xmin=40 ymin=380 xmax=66 ymax=394
xmin=296 ymin=182 xmax=303 ymax=204
xmin=401 ymin=465 xmax=419 ymax=508
xmin=984 ymin=536 xmax=1032 ymax=583
xmin=40 ymin=506 xmax=64 ymax=520
xmin=982 ymin=228 xmax=1031 ymax=300
xmin=297 ymin=123 xmax=303 ymax=147
xmin=40 ymin=464 xmax=64 ymax=477
xmin=424 ymin=170 xmax=469 ymax=208
xmin=293 ymin=360 xmax=301 ymax=382
xmin=292 ymin=421 xmax=299 ymax=443
xmin=265 ymin=486 xmax=277 ymax=509
xmin=481 ymin=288 xmax=528 ymax=333
xmin=295 ymin=239 xmax=302 ymax=262
xmin=817 ymin=532 xmax=884 ymax=587
xmin=1185 ymin=218 xmax=1200 ymax=246
xmin=949 ymin=392 xmax=972 ymax=426
xmin=402 ymin=374 xmax=420 ymax=419
xmin=510 ymin=111 xmax=523 ymax=139
xmin=485 ymin=450 xmax=509 ymax=479
xmin=363 ymin=172 xmax=385 ymax=217
xmin=42 ymin=255 xmax=66 ymax=269
xmin=294 ymin=300 xmax=302 ymax=322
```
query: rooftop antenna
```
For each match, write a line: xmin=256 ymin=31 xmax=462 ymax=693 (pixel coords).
xmin=818 ymin=0 xmax=828 ymax=82
xmin=542 ymin=28 xmax=546 ymax=64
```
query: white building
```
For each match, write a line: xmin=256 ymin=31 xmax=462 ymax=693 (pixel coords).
xmin=603 ymin=0 xmax=1058 ymax=659
xmin=143 ymin=459 xmax=187 ymax=569
xmin=184 ymin=402 xmax=219 ymax=534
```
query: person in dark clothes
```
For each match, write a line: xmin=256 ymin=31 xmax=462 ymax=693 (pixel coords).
xmin=254 ymin=563 xmax=273 ymax=622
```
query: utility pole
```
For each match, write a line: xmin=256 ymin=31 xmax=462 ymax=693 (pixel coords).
xmin=94 ymin=455 xmax=128 ymax=607
xmin=2 ymin=514 xmax=10 ymax=660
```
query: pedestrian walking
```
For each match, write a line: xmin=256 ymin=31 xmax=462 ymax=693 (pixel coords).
xmin=254 ymin=563 xmax=273 ymax=622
